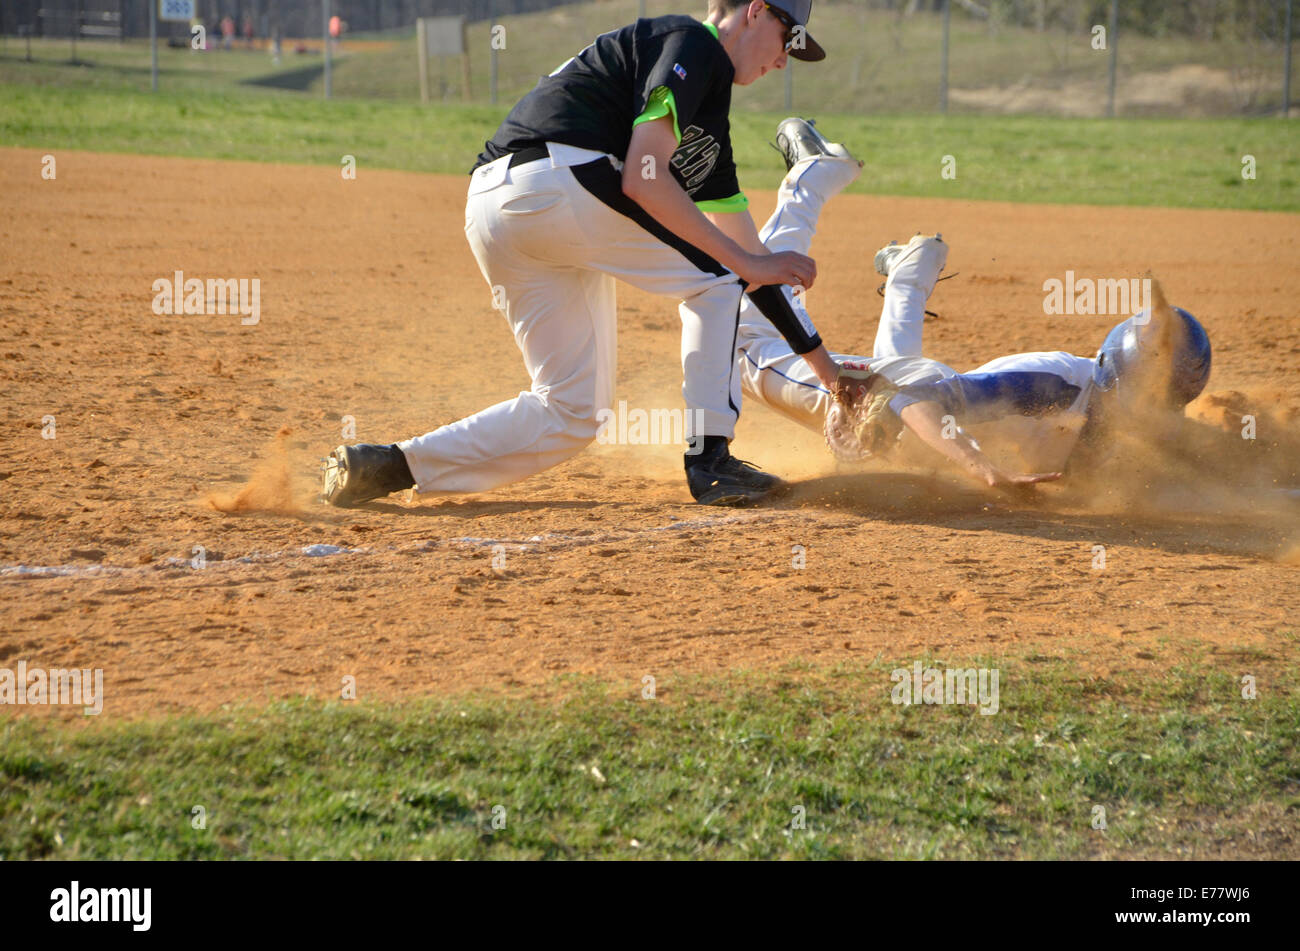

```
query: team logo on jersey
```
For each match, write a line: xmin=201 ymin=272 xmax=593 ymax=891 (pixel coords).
xmin=671 ymin=125 xmax=721 ymax=194
xmin=673 ymin=63 xmax=687 ymax=80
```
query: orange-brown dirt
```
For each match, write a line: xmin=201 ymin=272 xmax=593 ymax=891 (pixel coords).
xmin=2 ymin=147 xmax=1298 ymax=720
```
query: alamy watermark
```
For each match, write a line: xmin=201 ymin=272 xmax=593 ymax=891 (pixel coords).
xmin=1042 ymin=272 xmax=1150 ymax=317
xmin=890 ymin=661 xmax=999 ymax=715
xmin=1 ymin=661 xmax=103 ymax=715
xmin=152 ymin=270 xmax=260 ymax=325
xmin=49 ymin=881 xmax=150 ymax=931
xmin=596 ymin=400 xmax=706 ymax=454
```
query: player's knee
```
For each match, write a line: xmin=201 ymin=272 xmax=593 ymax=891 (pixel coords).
xmin=566 ymin=410 xmax=604 ymax=444
xmin=886 ymin=236 xmax=949 ymax=295
xmin=535 ymin=390 xmax=603 ymax=443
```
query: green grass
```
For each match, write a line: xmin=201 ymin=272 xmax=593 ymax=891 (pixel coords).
xmin=3 ymin=658 xmax=1297 ymax=859
xmin=2 ymin=81 xmax=1298 ymax=209
xmin=0 ymin=81 xmax=499 ymax=175
xmin=2 ymin=0 xmax=1298 ymax=210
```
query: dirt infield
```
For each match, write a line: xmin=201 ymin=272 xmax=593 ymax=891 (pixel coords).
xmin=2 ymin=147 xmax=1298 ymax=719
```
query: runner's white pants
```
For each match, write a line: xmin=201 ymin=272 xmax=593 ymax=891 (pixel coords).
xmin=400 ymin=146 xmax=745 ymax=493
xmin=736 ymin=158 xmax=956 ymax=431
xmin=736 ymin=160 xmax=1094 ymax=475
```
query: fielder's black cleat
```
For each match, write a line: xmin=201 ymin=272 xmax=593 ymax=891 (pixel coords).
xmin=685 ymin=436 xmax=783 ymax=506
xmin=320 ymin=443 xmax=415 ymax=507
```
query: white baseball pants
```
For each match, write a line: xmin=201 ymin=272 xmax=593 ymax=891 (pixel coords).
xmin=400 ymin=146 xmax=745 ymax=493
xmin=735 ymin=163 xmax=1094 ymax=473
xmin=737 ymin=158 xmax=956 ymax=432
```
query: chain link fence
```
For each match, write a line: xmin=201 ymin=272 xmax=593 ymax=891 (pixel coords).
xmin=2 ymin=0 xmax=1295 ymax=116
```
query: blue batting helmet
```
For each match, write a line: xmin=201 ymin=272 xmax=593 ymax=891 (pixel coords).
xmin=1093 ymin=306 xmax=1211 ymax=406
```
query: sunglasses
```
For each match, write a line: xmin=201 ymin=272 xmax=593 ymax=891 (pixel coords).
xmin=764 ymin=3 xmax=799 ymax=52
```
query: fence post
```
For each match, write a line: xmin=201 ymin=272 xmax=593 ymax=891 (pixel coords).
xmin=323 ymin=0 xmax=332 ymax=100
xmin=1285 ymin=0 xmax=1294 ymax=117
xmin=940 ymin=0 xmax=950 ymax=114
xmin=1106 ymin=0 xmax=1118 ymax=117
xmin=417 ymin=18 xmax=429 ymax=103
xmin=461 ymin=18 xmax=472 ymax=101
xmin=150 ymin=0 xmax=157 ymax=91
xmin=489 ymin=0 xmax=498 ymax=105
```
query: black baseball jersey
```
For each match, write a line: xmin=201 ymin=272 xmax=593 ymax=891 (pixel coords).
xmin=472 ymin=16 xmax=741 ymax=205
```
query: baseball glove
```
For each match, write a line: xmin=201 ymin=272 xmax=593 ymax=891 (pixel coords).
xmin=824 ymin=361 xmax=904 ymax=462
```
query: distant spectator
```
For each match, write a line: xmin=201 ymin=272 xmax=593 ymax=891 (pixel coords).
xmin=271 ymin=26 xmax=282 ymax=65
xmin=242 ymin=14 xmax=254 ymax=48
xmin=220 ymin=15 xmax=235 ymax=51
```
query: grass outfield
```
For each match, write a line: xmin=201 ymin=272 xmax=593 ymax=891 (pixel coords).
xmin=2 ymin=82 xmax=1298 ymax=210
xmin=2 ymin=659 xmax=1297 ymax=859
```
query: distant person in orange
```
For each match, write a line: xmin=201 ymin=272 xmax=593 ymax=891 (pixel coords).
xmin=329 ymin=14 xmax=341 ymax=49
xmin=242 ymin=14 xmax=255 ymax=48
xmin=220 ymin=15 xmax=235 ymax=51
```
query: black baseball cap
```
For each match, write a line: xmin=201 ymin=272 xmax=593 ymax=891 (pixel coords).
xmin=765 ymin=0 xmax=826 ymax=62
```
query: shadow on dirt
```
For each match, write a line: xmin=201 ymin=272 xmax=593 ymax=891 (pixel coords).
xmin=781 ymin=470 xmax=1298 ymax=562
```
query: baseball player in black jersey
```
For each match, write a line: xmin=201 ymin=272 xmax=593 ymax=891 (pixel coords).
xmin=322 ymin=1 xmax=862 ymax=508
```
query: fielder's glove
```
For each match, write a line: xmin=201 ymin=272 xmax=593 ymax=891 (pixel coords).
xmin=824 ymin=361 xmax=904 ymax=462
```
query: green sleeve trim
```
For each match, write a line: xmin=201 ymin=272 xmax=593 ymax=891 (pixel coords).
xmin=632 ymin=86 xmax=682 ymax=143
xmin=703 ymin=22 xmax=719 ymax=40
xmin=696 ymin=192 xmax=749 ymax=214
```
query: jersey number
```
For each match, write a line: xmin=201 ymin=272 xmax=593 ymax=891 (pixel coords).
xmin=671 ymin=125 xmax=721 ymax=194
